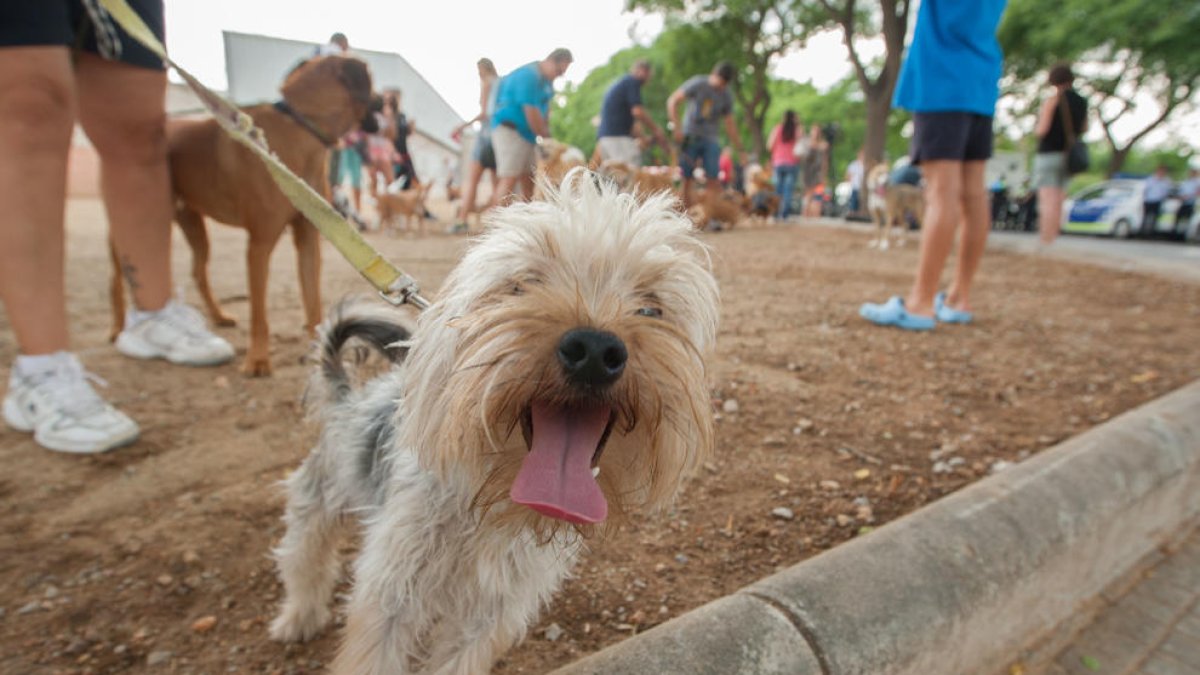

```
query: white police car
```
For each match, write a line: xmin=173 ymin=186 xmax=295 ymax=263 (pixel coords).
xmin=1062 ymin=179 xmax=1197 ymax=240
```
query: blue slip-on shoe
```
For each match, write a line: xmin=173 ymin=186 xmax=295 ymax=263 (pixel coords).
xmin=859 ymin=296 xmax=936 ymax=332
xmin=934 ymin=292 xmax=974 ymax=325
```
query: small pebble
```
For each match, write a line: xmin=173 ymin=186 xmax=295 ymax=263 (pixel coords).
xmin=771 ymin=507 xmax=795 ymax=521
xmin=721 ymin=399 xmax=739 ymax=414
xmin=146 ymin=650 xmax=172 ymax=666
xmin=542 ymin=623 xmax=563 ymax=642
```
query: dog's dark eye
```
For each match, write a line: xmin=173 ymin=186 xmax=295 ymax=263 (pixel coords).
xmin=636 ymin=307 xmax=663 ymax=318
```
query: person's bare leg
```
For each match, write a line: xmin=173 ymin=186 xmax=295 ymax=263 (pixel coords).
xmin=945 ymin=161 xmax=989 ymax=311
xmin=458 ymin=160 xmax=484 ymax=222
xmin=75 ymin=53 xmax=170 ymax=312
xmin=904 ymin=160 xmax=963 ymax=317
xmin=491 ymin=175 xmax=519 ymax=208
xmin=518 ymin=173 xmax=535 ymax=203
xmin=0 ymin=47 xmax=76 ymax=355
xmin=1037 ymin=186 xmax=1063 ymax=246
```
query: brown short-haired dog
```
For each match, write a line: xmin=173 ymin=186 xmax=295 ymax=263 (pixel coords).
xmin=867 ymin=162 xmax=924 ymax=250
xmin=374 ymin=181 xmax=430 ymax=236
xmin=110 ymin=55 xmax=373 ymax=376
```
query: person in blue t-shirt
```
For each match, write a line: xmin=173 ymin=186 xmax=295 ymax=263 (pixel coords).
xmin=489 ymin=48 xmax=573 ymax=206
xmin=596 ymin=60 xmax=665 ymax=168
xmin=860 ymin=0 xmax=1007 ymax=331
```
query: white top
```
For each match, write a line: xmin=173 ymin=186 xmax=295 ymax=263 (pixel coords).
xmin=1178 ymin=177 xmax=1199 ymax=202
xmin=1143 ymin=175 xmax=1174 ymax=203
xmin=846 ymin=159 xmax=864 ymax=184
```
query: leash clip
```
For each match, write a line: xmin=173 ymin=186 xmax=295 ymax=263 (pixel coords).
xmin=379 ymin=275 xmax=431 ymax=310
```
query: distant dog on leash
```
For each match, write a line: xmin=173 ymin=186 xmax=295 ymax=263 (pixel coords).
xmin=867 ymin=162 xmax=924 ymax=250
xmin=269 ymin=169 xmax=720 ymax=674
xmin=374 ymin=180 xmax=430 ymax=236
xmin=122 ymin=55 xmax=374 ymax=376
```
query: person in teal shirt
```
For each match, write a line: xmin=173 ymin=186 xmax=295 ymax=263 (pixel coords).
xmin=861 ymin=0 xmax=1007 ymax=331
xmin=489 ymin=48 xmax=573 ymax=205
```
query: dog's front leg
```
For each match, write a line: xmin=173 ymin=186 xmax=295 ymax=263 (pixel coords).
xmin=243 ymin=232 xmax=278 ymax=376
xmin=290 ymin=218 xmax=322 ymax=338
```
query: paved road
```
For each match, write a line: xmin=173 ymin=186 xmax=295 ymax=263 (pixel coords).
xmin=807 ymin=218 xmax=1200 ymax=284
xmin=988 ymin=231 xmax=1200 ymax=285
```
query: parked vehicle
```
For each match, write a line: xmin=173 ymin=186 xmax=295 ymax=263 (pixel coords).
xmin=1062 ymin=179 xmax=1198 ymax=241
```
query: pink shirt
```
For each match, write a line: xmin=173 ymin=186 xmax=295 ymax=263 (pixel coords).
xmin=769 ymin=124 xmax=797 ymax=167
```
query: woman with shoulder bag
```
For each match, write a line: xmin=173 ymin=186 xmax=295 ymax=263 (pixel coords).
xmin=1033 ymin=63 xmax=1088 ymax=245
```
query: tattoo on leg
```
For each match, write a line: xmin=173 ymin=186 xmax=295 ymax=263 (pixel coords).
xmin=120 ymin=255 xmax=141 ymax=293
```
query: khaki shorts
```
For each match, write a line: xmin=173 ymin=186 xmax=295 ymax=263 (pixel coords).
xmin=1033 ymin=152 xmax=1067 ymax=189
xmin=492 ymin=125 xmax=537 ymax=178
xmin=597 ymin=136 xmax=641 ymax=167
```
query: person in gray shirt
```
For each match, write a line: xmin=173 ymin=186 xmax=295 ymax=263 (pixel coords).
xmin=667 ymin=61 xmax=745 ymax=212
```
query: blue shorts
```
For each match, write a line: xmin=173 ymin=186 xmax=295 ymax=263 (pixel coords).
xmin=0 ymin=0 xmax=165 ymax=71
xmin=910 ymin=112 xmax=993 ymax=164
xmin=680 ymin=136 xmax=721 ymax=181
xmin=472 ymin=131 xmax=496 ymax=171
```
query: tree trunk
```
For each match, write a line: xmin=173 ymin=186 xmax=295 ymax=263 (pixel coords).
xmin=1107 ymin=146 xmax=1130 ymax=177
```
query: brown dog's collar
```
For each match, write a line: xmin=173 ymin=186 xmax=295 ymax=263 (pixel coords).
xmin=274 ymin=101 xmax=335 ymax=147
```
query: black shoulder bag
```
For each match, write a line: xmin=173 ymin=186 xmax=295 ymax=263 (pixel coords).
xmin=1060 ymin=93 xmax=1089 ymax=175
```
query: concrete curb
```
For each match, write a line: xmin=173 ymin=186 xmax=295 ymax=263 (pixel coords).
xmin=552 ymin=381 xmax=1200 ymax=675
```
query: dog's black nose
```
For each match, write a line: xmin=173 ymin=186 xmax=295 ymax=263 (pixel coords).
xmin=557 ymin=329 xmax=627 ymax=388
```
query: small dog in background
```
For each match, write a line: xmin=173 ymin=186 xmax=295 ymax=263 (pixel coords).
xmin=598 ymin=160 xmax=678 ymax=199
xmin=745 ymin=167 xmax=780 ymax=226
xmin=867 ymin=162 xmax=924 ymax=250
xmin=374 ymin=181 xmax=430 ymax=236
xmin=270 ymin=169 xmax=720 ymax=674
xmin=689 ymin=188 xmax=748 ymax=231
xmin=536 ymin=139 xmax=588 ymax=191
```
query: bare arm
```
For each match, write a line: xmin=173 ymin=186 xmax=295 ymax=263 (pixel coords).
xmin=1035 ymin=94 xmax=1058 ymax=139
xmin=631 ymin=104 xmax=663 ymax=141
xmin=724 ymin=114 xmax=744 ymax=160
xmin=666 ymin=89 xmax=685 ymax=142
xmin=523 ymin=105 xmax=551 ymax=139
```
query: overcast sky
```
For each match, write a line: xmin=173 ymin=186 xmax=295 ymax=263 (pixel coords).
xmin=164 ymin=0 xmax=1193 ymax=152
xmin=165 ymin=0 xmax=875 ymax=120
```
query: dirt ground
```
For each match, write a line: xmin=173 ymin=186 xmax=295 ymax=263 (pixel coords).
xmin=3 ymin=198 xmax=1199 ymax=675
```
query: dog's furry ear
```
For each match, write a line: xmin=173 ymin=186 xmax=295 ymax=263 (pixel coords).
xmin=335 ymin=58 xmax=373 ymax=108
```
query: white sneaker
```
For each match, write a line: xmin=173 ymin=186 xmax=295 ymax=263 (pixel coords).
xmin=3 ymin=354 xmax=139 ymax=454
xmin=115 ymin=299 xmax=235 ymax=366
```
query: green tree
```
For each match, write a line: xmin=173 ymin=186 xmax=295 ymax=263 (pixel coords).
xmin=999 ymin=0 xmax=1200 ymax=175
xmin=808 ymin=0 xmax=912 ymax=173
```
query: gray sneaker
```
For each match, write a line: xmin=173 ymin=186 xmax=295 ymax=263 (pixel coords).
xmin=3 ymin=354 xmax=139 ymax=454
xmin=115 ymin=299 xmax=235 ymax=366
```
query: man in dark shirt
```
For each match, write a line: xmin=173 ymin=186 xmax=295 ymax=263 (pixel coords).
xmin=596 ymin=60 xmax=665 ymax=168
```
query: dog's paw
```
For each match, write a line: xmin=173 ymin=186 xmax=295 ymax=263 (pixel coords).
xmin=269 ymin=604 xmax=332 ymax=643
xmin=241 ymin=355 xmax=273 ymax=377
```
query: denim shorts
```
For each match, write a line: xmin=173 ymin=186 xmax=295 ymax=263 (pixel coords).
xmin=680 ymin=136 xmax=722 ymax=181
xmin=0 ymin=0 xmax=165 ymax=70
xmin=910 ymin=112 xmax=993 ymax=164
xmin=1032 ymin=152 xmax=1067 ymax=189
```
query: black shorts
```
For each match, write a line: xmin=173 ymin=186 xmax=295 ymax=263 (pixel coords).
xmin=0 ymin=0 xmax=165 ymax=71
xmin=910 ymin=112 xmax=993 ymax=164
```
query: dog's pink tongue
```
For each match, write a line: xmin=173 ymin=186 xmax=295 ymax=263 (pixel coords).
xmin=510 ymin=402 xmax=610 ymax=524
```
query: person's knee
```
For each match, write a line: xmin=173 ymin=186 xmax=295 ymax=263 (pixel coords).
xmin=87 ymin=107 xmax=168 ymax=167
xmin=0 ymin=73 xmax=74 ymax=152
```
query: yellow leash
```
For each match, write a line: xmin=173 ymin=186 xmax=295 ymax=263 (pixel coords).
xmin=97 ymin=0 xmax=430 ymax=310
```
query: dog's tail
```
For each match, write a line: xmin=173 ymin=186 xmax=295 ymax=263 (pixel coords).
xmin=306 ymin=297 xmax=415 ymax=412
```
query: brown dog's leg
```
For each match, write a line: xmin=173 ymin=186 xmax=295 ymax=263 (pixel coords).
xmin=291 ymin=219 xmax=322 ymax=338
xmin=243 ymin=232 xmax=278 ymax=376
xmin=108 ymin=238 xmax=125 ymax=342
xmin=176 ymin=206 xmax=237 ymax=327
